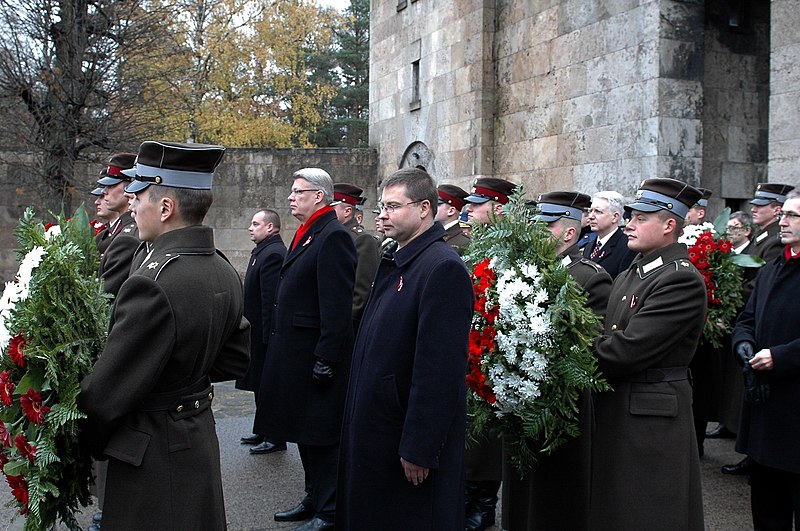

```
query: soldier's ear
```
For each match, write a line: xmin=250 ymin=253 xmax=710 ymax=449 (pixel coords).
xmin=160 ymin=195 xmax=176 ymax=222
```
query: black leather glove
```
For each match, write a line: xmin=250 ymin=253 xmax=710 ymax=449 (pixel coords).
xmin=735 ymin=341 xmax=755 ymax=366
xmin=742 ymin=364 xmax=770 ymax=404
xmin=312 ymin=358 xmax=334 ymax=386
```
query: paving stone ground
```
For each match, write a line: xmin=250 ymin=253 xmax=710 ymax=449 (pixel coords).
xmin=0 ymin=381 xmax=751 ymax=530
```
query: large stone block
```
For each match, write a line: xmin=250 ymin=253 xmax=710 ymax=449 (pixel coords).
xmin=769 ymin=91 xmax=800 ymax=143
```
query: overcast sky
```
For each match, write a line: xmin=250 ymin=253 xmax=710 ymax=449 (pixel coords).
xmin=318 ymin=0 xmax=350 ymax=11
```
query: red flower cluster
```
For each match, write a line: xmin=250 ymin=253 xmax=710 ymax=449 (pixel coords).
xmin=0 ymin=419 xmax=11 ymax=447
xmin=0 ymin=370 xmax=15 ymax=407
xmin=467 ymin=259 xmax=498 ymax=404
xmin=90 ymin=218 xmax=106 ymax=236
xmin=6 ymin=474 xmax=29 ymax=514
xmin=20 ymin=388 xmax=50 ymax=425
xmin=14 ymin=434 xmax=36 ymax=463
xmin=8 ymin=334 xmax=27 ymax=368
xmin=686 ymin=231 xmax=733 ymax=307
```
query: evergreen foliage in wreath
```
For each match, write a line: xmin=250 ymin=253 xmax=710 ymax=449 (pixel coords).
xmin=0 ymin=208 xmax=110 ymax=529
xmin=464 ymin=187 xmax=610 ymax=474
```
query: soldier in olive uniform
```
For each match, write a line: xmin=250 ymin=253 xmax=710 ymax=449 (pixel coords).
xmin=435 ymin=184 xmax=470 ymax=255
xmin=502 ymin=191 xmax=611 ymax=531
xmin=91 ymin=185 xmax=115 ymax=255
xmin=462 ymin=177 xmax=517 ymax=531
xmin=749 ymin=183 xmax=795 ymax=264
xmin=95 ymin=153 xmax=141 ymax=296
xmin=331 ymin=183 xmax=379 ymax=328
xmin=591 ymin=178 xmax=707 ymax=530
xmin=79 ymin=141 xmax=250 ymax=530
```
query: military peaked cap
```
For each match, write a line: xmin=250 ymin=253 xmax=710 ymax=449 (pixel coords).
xmin=437 ymin=184 xmax=469 ymax=211
xmin=750 ymin=183 xmax=795 ymax=206
xmin=464 ymin=177 xmax=517 ymax=205
xmin=626 ymin=178 xmax=702 ymax=219
xmin=97 ymin=152 xmax=137 ymax=186
xmin=694 ymin=188 xmax=713 ymax=208
xmin=331 ymin=183 xmax=364 ymax=207
xmin=123 ymin=142 xmax=225 ymax=193
xmin=534 ymin=191 xmax=591 ymax=223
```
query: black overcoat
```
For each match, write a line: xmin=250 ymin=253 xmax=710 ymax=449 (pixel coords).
xmin=583 ymin=227 xmax=637 ymax=278
xmin=98 ymin=212 xmax=140 ymax=296
xmin=733 ymin=249 xmax=800 ymax=473
xmin=590 ymin=242 xmax=706 ymax=530
xmin=236 ymin=233 xmax=286 ymax=392
xmin=337 ymin=222 xmax=473 ymax=531
xmin=79 ymin=225 xmax=250 ymax=530
xmin=255 ymin=209 xmax=356 ymax=445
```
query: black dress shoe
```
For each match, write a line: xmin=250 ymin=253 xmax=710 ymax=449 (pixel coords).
xmin=250 ymin=440 xmax=287 ymax=455
xmin=722 ymin=457 xmax=752 ymax=475
xmin=275 ymin=502 xmax=314 ymax=522
xmin=705 ymin=424 xmax=736 ymax=439
xmin=240 ymin=434 xmax=264 ymax=445
xmin=292 ymin=516 xmax=333 ymax=531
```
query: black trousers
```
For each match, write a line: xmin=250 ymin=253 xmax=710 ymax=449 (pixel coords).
xmin=298 ymin=442 xmax=339 ymax=522
xmin=750 ymin=459 xmax=800 ymax=531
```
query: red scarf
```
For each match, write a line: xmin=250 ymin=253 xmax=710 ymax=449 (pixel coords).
xmin=292 ymin=206 xmax=333 ymax=250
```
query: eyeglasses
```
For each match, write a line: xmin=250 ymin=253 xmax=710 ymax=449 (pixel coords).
xmin=289 ymin=188 xmax=320 ymax=196
xmin=377 ymin=200 xmax=424 ymax=214
xmin=779 ymin=211 xmax=800 ymax=221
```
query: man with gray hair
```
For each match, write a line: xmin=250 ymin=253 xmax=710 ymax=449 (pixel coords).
xmin=583 ymin=190 xmax=637 ymax=278
xmin=255 ymin=168 xmax=357 ymax=531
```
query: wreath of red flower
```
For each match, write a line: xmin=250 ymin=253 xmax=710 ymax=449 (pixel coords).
xmin=0 ymin=419 xmax=11 ymax=448
xmin=14 ymin=434 xmax=36 ymax=463
xmin=686 ymin=232 xmax=732 ymax=308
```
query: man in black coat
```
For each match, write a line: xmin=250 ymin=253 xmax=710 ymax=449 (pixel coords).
xmin=337 ymin=167 xmax=473 ymax=530
xmin=255 ymin=168 xmax=356 ymax=531
xmin=732 ymin=191 xmax=800 ymax=530
xmin=79 ymin=141 xmax=250 ymax=530
xmin=237 ymin=209 xmax=287 ymax=454
xmin=584 ymin=191 xmax=637 ymax=278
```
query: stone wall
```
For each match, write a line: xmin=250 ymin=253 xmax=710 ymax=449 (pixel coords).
xmin=769 ymin=0 xmax=800 ymax=186
xmin=370 ymin=0 xmax=496 ymax=191
xmin=0 ymin=148 xmax=379 ymax=282
xmin=370 ymin=0 xmax=790 ymax=209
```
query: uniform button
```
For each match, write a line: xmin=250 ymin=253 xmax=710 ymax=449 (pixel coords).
xmin=208 ymin=392 xmax=213 ymax=400
xmin=194 ymin=400 xmax=200 ymax=409
xmin=176 ymin=405 xmax=184 ymax=412
xmin=611 ymin=324 xmax=617 ymax=330
xmin=621 ymin=296 xmax=627 ymax=301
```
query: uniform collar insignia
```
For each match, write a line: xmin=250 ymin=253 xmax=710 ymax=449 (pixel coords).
xmin=755 ymin=231 xmax=769 ymax=243
xmin=560 ymin=255 xmax=573 ymax=267
xmin=123 ymin=227 xmax=132 ymax=233
xmin=641 ymin=256 xmax=664 ymax=275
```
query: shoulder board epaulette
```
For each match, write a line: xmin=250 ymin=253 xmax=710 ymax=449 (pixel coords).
xmin=140 ymin=253 xmax=181 ymax=281
xmin=577 ymin=258 xmax=603 ymax=272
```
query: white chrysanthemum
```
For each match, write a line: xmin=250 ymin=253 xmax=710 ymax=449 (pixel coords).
xmin=678 ymin=222 xmax=716 ymax=247
xmin=45 ymin=225 xmax=61 ymax=240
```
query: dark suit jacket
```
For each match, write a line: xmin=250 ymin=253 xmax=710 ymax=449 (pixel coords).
xmin=583 ymin=227 xmax=637 ymax=278
xmin=255 ymin=208 xmax=357 ymax=445
xmin=236 ymin=233 xmax=286 ymax=392
xmin=79 ymin=225 xmax=249 ymax=529
xmin=98 ymin=212 xmax=140 ymax=296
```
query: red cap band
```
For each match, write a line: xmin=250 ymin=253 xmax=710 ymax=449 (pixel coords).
xmin=333 ymin=192 xmax=358 ymax=206
xmin=438 ymin=191 xmax=465 ymax=211
xmin=473 ymin=185 xmax=509 ymax=204
xmin=106 ymin=165 xmax=125 ymax=177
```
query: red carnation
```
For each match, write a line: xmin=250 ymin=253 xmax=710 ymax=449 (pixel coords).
xmin=7 ymin=334 xmax=27 ymax=368
xmin=43 ymin=223 xmax=55 ymax=231
xmin=19 ymin=388 xmax=50 ymax=425
xmin=13 ymin=434 xmax=36 ymax=463
xmin=0 ymin=371 xmax=15 ymax=407
xmin=6 ymin=474 xmax=29 ymax=514
xmin=0 ymin=450 xmax=8 ymax=468
xmin=90 ymin=219 xmax=106 ymax=236
xmin=0 ymin=420 xmax=11 ymax=448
